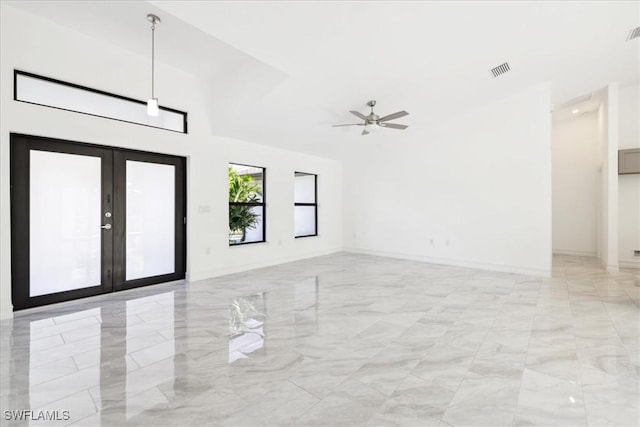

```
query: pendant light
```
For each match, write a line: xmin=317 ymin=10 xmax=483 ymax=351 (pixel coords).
xmin=147 ymin=13 xmax=161 ymax=116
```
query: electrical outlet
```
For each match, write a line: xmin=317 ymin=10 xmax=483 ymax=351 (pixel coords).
xmin=205 ymin=247 xmax=211 ymax=255
xmin=430 ymin=239 xmax=434 ymax=245
xmin=445 ymin=240 xmax=450 ymax=247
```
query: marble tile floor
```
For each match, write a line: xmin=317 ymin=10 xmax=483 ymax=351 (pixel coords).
xmin=1 ymin=253 xmax=639 ymax=426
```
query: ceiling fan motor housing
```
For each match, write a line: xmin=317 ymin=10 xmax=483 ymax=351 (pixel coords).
xmin=332 ymin=100 xmax=408 ymax=134
xmin=366 ymin=100 xmax=378 ymax=124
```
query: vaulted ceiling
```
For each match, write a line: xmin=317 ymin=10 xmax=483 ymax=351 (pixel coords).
xmin=7 ymin=1 xmax=640 ymax=158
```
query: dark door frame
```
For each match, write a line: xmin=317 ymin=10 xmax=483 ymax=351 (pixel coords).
xmin=10 ymin=133 xmax=187 ymax=310
xmin=113 ymin=149 xmax=187 ymax=291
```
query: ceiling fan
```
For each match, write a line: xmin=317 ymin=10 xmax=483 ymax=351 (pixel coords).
xmin=332 ymin=100 xmax=409 ymax=135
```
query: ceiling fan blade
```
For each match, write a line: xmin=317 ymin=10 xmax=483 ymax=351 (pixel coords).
xmin=350 ymin=110 xmax=367 ymax=120
xmin=380 ymin=123 xmax=408 ymax=130
xmin=379 ymin=111 xmax=409 ymax=122
xmin=361 ymin=129 xmax=370 ymax=136
xmin=332 ymin=123 xmax=362 ymax=127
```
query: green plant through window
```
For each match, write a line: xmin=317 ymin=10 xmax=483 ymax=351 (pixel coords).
xmin=228 ymin=165 xmax=264 ymax=244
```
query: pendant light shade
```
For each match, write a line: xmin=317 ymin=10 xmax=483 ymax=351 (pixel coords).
xmin=147 ymin=98 xmax=159 ymax=116
xmin=147 ymin=14 xmax=161 ymax=116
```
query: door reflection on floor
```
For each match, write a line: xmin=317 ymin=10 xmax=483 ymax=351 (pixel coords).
xmin=4 ymin=277 xmax=322 ymax=424
xmin=7 ymin=289 xmax=178 ymax=425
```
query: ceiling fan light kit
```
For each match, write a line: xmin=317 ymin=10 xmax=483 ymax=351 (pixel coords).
xmin=333 ymin=100 xmax=409 ymax=135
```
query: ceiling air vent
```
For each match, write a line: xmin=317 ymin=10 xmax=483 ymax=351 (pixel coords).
xmin=489 ymin=62 xmax=510 ymax=78
xmin=627 ymin=27 xmax=640 ymax=41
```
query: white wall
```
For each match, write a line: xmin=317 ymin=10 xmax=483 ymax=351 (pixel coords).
xmin=0 ymin=4 xmax=343 ymax=319
xmin=551 ymin=112 xmax=599 ymax=256
xmin=618 ymin=84 xmax=640 ymax=269
xmin=596 ymin=85 xmax=620 ymax=271
xmin=343 ymin=83 xmax=552 ymax=276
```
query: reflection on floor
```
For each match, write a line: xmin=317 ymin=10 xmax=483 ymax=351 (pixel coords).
xmin=229 ymin=293 xmax=267 ymax=364
xmin=1 ymin=253 xmax=638 ymax=426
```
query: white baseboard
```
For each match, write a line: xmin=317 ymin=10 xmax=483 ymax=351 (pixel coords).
xmin=1 ymin=249 xmax=343 ymax=320
xmin=598 ymin=257 xmax=620 ymax=273
xmin=0 ymin=302 xmax=14 ymax=321
xmin=189 ymin=247 xmax=343 ymax=282
xmin=553 ymin=249 xmax=597 ymax=258
xmin=343 ymin=247 xmax=551 ymax=277
xmin=619 ymin=260 xmax=640 ymax=270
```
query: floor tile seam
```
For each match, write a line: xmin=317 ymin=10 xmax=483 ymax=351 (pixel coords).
xmin=29 ymin=333 xmax=70 ymax=351
xmin=442 ymin=380 xmax=521 ymax=427
xmin=527 ymin=260 xmax=599 ymax=424
xmin=126 ymin=338 xmax=176 ymax=367
xmin=92 ymin=380 xmax=176 ymax=417
xmin=512 ymin=373 xmax=581 ymax=425
xmin=87 ymin=385 xmax=100 ymax=416
xmin=66 ymin=412 xmax=96 ymax=427
xmin=30 ymin=318 xmax=102 ymax=342
xmin=67 ymin=349 xmax=121 ymax=373
xmin=368 ymin=397 xmax=389 ymax=423
xmin=87 ymin=386 xmax=102 ymax=416
xmin=510 ymin=283 xmax=543 ymax=424
xmin=290 ymin=376 xmax=358 ymax=423
xmin=28 ymin=341 xmax=104 ymax=370
xmin=368 ymin=382 xmax=449 ymax=425
xmin=29 ymin=330 xmax=100 ymax=356
xmin=30 ymin=385 xmax=99 ymax=416
xmin=570 ymin=324 xmax=590 ymax=424
xmin=28 ymin=362 xmax=83 ymax=389
xmin=287 ymin=377 xmax=328 ymax=403
xmin=600 ymin=290 xmax=640 ymax=372
xmin=90 ymin=357 xmax=184 ymax=408
xmin=438 ymin=338 xmax=488 ymax=419
xmin=387 ymin=312 xmax=429 ymax=338
xmin=172 ymin=383 xmax=249 ymax=417
xmin=52 ymin=312 xmax=103 ymax=327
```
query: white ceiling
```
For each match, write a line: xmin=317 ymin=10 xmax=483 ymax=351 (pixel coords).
xmin=7 ymin=1 xmax=640 ymax=158
xmin=552 ymin=92 xmax=602 ymax=123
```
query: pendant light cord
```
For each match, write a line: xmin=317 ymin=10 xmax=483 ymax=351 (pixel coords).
xmin=151 ymin=22 xmax=155 ymax=99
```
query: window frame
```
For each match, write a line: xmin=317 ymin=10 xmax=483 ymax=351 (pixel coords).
xmin=14 ymin=70 xmax=188 ymax=134
xmin=228 ymin=163 xmax=267 ymax=246
xmin=294 ymin=172 xmax=318 ymax=238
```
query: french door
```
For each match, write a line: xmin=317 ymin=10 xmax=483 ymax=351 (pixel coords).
xmin=10 ymin=134 xmax=186 ymax=310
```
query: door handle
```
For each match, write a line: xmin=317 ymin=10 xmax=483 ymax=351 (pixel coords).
xmin=101 ymin=224 xmax=112 ymax=230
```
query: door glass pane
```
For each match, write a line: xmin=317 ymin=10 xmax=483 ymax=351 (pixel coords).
xmin=30 ymin=151 xmax=101 ymax=297
xmin=295 ymin=206 xmax=316 ymax=237
xmin=126 ymin=161 xmax=175 ymax=281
